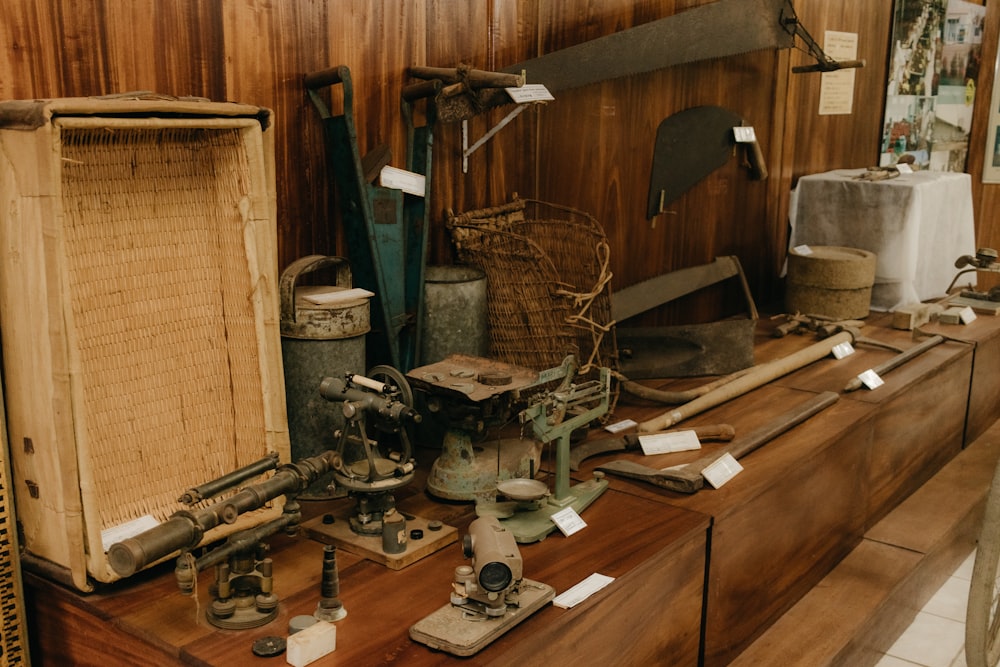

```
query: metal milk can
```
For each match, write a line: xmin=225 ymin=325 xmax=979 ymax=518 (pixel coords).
xmin=280 ymin=255 xmax=370 ymax=498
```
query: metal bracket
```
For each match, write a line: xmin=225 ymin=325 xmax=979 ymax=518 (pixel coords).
xmin=461 ymin=104 xmax=528 ymax=173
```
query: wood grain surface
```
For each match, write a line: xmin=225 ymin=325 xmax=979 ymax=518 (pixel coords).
xmin=1 ymin=0 xmax=994 ymax=321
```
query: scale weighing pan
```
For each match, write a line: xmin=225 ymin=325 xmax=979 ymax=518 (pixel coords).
xmin=496 ymin=478 xmax=549 ymax=501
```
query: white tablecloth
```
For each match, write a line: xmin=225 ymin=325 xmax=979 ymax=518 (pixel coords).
xmin=789 ymin=169 xmax=977 ymax=310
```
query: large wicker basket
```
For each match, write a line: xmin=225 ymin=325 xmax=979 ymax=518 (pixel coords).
xmin=447 ymin=197 xmax=617 ymax=374
xmin=0 ymin=96 xmax=289 ymax=590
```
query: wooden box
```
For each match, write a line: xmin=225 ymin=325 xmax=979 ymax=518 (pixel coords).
xmin=0 ymin=96 xmax=290 ymax=591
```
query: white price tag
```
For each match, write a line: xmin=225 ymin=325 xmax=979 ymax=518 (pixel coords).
xmin=379 ymin=166 xmax=426 ymax=197
xmin=551 ymin=506 xmax=587 ymax=537
xmin=604 ymin=418 xmax=637 ymax=433
xmin=639 ymin=430 xmax=701 ymax=455
xmin=960 ymin=306 xmax=977 ymax=324
xmin=506 ymin=84 xmax=554 ymax=103
xmin=793 ymin=244 xmax=813 ymax=256
xmin=701 ymin=453 xmax=743 ymax=489
xmin=552 ymin=573 xmax=615 ymax=609
xmin=857 ymin=368 xmax=885 ymax=390
xmin=896 ymin=162 xmax=913 ymax=174
xmin=733 ymin=126 xmax=757 ymax=143
xmin=832 ymin=341 xmax=856 ymax=359
xmin=102 ymin=514 xmax=160 ymax=552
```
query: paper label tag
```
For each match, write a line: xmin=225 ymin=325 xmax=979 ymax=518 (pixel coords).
xmin=379 ymin=166 xmax=426 ymax=197
xmin=552 ymin=573 xmax=615 ymax=609
xmin=960 ymin=306 xmax=977 ymax=324
xmin=733 ymin=126 xmax=757 ymax=143
xmin=896 ymin=163 xmax=913 ymax=174
xmin=102 ymin=514 xmax=160 ymax=552
xmin=857 ymin=368 xmax=885 ymax=390
xmin=639 ymin=430 xmax=701 ymax=455
xmin=604 ymin=418 xmax=637 ymax=433
xmin=301 ymin=287 xmax=375 ymax=305
xmin=506 ymin=84 xmax=554 ymax=103
xmin=551 ymin=507 xmax=587 ymax=537
xmin=832 ymin=341 xmax=856 ymax=359
xmin=793 ymin=244 xmax=813 ymax=256
xmin=701 ymin=453 xmax=743 ymax=489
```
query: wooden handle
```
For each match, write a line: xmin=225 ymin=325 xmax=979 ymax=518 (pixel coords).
xmin=746 ymin=140 xmax=768 ymax=180
xmin=638 ymin=331 xmax=852 ymax=432
xmin=303 ymin=65 xmax=349 ymax=90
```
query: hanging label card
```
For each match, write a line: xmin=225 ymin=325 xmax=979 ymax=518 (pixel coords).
xmin=960 ymin=306 xmax=977 ymax=324
xmin=733 ymin=126 xmax=757 ymax=143
xmin=379 ymin=166 xmax=426 ymax=197
xmin=506 ymin=84 xmax=554 ymax=103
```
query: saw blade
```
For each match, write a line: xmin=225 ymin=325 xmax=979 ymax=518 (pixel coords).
xmin=503 ymin=0 xmax=793 ymax=92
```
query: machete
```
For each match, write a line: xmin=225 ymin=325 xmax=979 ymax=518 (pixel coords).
xmin=646 ymin=106 xmax=767 ymax=219
xmin=569 ymin=423 xmax=736 ymax=471
xmin=597 ymin=391 xmax=838 ymax=493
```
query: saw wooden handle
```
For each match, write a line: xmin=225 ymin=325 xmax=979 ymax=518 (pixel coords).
xmin=843 ymin=335 xmax=945 ymax=392
xmin=638 ymin=331 xmax=852 ymax=432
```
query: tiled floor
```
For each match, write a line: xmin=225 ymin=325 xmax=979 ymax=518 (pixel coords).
xmin=876 ymin=550 xmax=977 ymax=667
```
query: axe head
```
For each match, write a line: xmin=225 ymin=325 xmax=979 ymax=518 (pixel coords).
xmin=647 ymin=106 xmax=744 ymax=219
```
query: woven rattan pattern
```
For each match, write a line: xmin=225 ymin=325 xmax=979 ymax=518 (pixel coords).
xmin=59 ymin=126 xmax=269 ymax=529
xmin=447 ymin=198 xmax=617 ymax=374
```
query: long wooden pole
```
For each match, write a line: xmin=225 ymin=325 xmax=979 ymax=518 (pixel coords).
xmin=637 ymin=331 xmax=852 ymax=432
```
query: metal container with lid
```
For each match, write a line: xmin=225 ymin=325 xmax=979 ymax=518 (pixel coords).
xmin=280 ymin=255 xmax=370 ymax=497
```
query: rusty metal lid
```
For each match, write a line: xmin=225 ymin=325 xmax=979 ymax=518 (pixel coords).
xmin=280 ymin=255 xmax=371 ymax=340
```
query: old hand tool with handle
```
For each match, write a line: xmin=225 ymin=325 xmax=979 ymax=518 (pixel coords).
xmin=597 ymin=391 xmax=838 ymax=493
xmin=638 ymin=331 xmax=852 ymax=433
xmin=569 ymin=424 xmax=736 ymax=471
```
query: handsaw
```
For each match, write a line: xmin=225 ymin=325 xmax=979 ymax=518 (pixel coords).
xmin=646 ymin=106 xmax=766 ymax=219
xmin=502 ymin=0 xmax=864 ymax=92
xmin=503 ymin=0 xmax=794 ymax=92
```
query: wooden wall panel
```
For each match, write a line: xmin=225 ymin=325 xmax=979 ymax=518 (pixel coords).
xmin=1 ymin=0 xmax=999 ymax=314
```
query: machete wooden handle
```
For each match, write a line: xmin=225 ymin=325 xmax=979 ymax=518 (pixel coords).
xmin=745 ymin=139 xmax=768 ymax=180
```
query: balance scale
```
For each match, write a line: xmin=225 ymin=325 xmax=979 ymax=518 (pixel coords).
xmin=410 ymin=354 xmax=612 ymax=543
xmin=407 ymin=355 xmax=545 ymax=501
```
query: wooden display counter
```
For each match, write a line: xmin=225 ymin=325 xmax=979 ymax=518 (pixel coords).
xmin=21 ymin=311 xmax=998 ymax=666
xmin=23 ymin=482 xmax=709 ymax=666
xmin=572 ymin=314 xmax=976 ymax=665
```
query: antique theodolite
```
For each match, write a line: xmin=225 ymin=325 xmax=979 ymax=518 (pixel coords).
xmin=303 ymin=368 xmax=460 ymax=568
xmin=106 ymin=367 xmax=424 ymax=626
xmin=108 ymin=449 xmax=344 ymax=629
xmin=317 ymin=367 xmax=420 ymax=536
xmin=409 ymin=515 xmax=555 ymax=656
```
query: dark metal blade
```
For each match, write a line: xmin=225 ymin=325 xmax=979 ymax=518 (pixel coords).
xmin=646 ymin=105 xmax=744 ymax=218
xmin=503 ymin=0 xmax=792 ymax=92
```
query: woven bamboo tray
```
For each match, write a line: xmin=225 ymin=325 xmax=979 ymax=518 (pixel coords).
xmin=0 ymin=97 xmax=289 ymax=591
